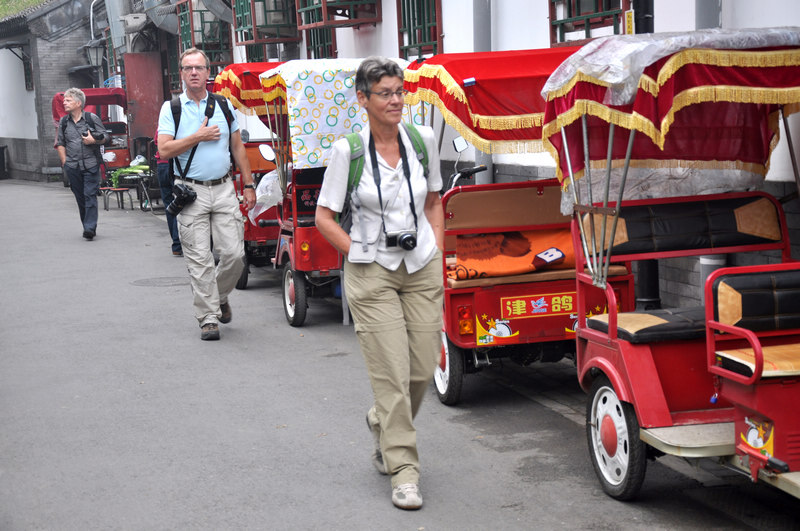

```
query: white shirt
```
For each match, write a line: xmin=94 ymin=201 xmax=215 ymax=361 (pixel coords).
xmin=317 ymin=123 xmax=442 ymax=273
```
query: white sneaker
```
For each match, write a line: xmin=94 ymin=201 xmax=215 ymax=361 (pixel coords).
xmin=392 ymin=483 xmax=423 ymax=510
xmin=366 ymin=407 xmax=388 ymax=475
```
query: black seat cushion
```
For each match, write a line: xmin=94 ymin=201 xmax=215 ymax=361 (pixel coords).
xmin=587 ymin=306 xmax=707 ymax=343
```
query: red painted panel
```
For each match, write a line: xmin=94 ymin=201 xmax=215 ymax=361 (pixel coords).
xmin=124 ymin=52 xmax=164 ymax=141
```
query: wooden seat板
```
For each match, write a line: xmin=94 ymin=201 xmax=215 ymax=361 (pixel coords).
xmin=715 ymin=343 xmax=800 ymax=377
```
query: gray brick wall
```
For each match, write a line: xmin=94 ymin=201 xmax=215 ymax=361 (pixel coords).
xmin=1 ymin=22 xmax=94 ymax=181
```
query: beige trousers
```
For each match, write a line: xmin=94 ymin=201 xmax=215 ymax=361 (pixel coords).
xmin=176 ymin=179 xmax=244 ymax=326
xmin=344 ymin=251 xmax=443 ymax=487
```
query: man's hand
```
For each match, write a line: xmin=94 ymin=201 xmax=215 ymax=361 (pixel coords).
xmin=242 ymin=187 xmax=256 ymax=210
xmin=81 ymin=130 xmax=97 ymax=145
xmin=195 ymin=117 xmax=221 ymax=142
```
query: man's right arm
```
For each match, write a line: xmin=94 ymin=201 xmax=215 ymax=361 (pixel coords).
xmin=157 ymin=100 xmax=222 ymax=161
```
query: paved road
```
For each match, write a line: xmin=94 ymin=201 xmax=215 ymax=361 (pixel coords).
xmin=1 ymin=179 xmax=799 ymax=530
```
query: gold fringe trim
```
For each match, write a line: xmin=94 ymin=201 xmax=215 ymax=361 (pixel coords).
xmin=655 ymin=48 xmax=800 ymax=92
xmin=406 ymin=88 xmax=546 ymax=154
xmin=405 ymin=64 xmax=546 ymax=131
xmin=544 ymin=71 xmax=613 ymax=101
xmin=547 ymin=48 xmax=800 ymax=101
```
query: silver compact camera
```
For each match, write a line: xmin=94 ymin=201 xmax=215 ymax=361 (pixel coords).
xmin=386 ymin=230 xmax=417 ymax=251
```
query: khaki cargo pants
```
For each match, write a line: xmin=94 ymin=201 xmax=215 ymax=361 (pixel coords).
xmin=344 ymin=251 xmax=443 ymax=487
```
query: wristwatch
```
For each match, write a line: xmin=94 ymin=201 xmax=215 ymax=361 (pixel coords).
xmin=243 ymin=184 xmax=255 ymax=190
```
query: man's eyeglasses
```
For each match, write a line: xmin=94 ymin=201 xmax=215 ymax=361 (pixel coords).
xmin=366 ymin=89 xmax=408 ymax=101
xmin=181 ymin=65 xmax=208 ymax=73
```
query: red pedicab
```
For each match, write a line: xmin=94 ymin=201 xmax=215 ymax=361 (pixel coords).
xmin=404 ymin=47 xmax=635 ymax=405
xmin=213 ymin=61 xmax=284 ymax=289
xmin=542 ymin=27 xmax=800 ymax=499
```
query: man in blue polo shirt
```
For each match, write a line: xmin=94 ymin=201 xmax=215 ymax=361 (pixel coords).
xmin=157 ymin=48 xmax=256 ymax=341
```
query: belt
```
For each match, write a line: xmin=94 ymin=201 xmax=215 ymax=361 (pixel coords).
xmin=176 ymin=175 xmax=230 ymax=186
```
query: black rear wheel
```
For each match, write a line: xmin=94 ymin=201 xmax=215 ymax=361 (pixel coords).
xmin=282 ymin=263 xmax=307 ymax=327
xmin=434 ymin=332 xmax=465 ymax=405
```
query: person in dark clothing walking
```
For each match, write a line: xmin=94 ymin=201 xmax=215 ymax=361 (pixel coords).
xmin=55 ymin=87 xmax=108 ymax=240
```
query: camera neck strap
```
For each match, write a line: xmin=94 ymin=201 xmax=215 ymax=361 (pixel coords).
xmin=368 ymin=132 xmax=419 ymax=238
xmin=174 ymin=95 xmax=217 ymax=180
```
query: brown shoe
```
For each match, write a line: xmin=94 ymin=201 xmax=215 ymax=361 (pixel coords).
xmin=219 ymin=302 xmax=232 ymax=324
xmin=200 ymin=322 xmax=220 ymax=340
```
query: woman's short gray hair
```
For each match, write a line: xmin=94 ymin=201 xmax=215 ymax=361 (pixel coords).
xmin=64 ymin=87 xmax=86 ymax=108
xmin=355 ymin=56 xmax=404 ymax=94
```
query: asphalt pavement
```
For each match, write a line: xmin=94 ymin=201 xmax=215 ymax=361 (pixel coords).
xmin=2 ymin=179 xmax=799 ymax=530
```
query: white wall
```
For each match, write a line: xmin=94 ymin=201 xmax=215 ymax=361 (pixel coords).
xmin=491 ymin=0 xmax=551 ymax=51
xmin=0 ymin=50 xmax=38 ymax=139
xmin=654 ymin=0 xmax=696 ymax=32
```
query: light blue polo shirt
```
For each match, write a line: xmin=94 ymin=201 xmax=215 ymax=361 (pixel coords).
xmin=157 ymin=91 xmax=239 ymax=181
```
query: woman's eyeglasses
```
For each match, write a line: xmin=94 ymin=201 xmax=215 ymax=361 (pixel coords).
xmin=366 ymin=89 xmax=408 ymax=101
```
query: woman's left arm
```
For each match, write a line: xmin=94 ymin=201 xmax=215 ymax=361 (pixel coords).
xmin=424 ymin=191 xmax=444 ymax=251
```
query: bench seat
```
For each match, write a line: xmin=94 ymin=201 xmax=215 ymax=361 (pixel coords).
xmin=715 ymin=344 xmax=800 ymax=378
xmin=588 ymin=306 xmax=706 ymax=343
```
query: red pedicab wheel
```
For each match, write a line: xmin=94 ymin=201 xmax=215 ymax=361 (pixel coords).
xmin=434 ymin=332 xmax=464 ymax=406
xmin=282 ymin=263 xmax=307 ymax=327
xmin=586 ymin=375 xmax=646 ymax=500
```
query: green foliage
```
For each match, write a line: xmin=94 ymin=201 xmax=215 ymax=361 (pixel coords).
xmin=0 ymin=0 xmax=48 ymax=20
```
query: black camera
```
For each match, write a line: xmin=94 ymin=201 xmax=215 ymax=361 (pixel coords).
xmin=386 ymin=230 xmax=417 ymax=251
xmin=166 ymin=182 xmax=197 ymax=216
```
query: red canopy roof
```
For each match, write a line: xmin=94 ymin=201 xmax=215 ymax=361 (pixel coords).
xmin=542 ymin=43 xmax=800 ymax=184
xmin=213 ymin=61 xmax=285 ymax=115
xmin=51 ymin=87 xmax=127 ymax=126
xmin=403 ymin=47 xmax=580 ymax=154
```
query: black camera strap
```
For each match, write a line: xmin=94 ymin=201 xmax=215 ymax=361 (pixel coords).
xmin=174 ymin=95 xmax=217 ymax=180
xmin=368 ymin=132 xmax=419 ymax=239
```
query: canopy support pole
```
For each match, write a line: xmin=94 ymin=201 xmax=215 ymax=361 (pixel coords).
xmin=581 ymin=115 xmax=599 ymax=277
xmin=562 ymin=126 xmax=594 ymax=279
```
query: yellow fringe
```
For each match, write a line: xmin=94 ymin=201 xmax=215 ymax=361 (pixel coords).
xmin=544 ymin=71 xmax=613 ymax=102
xmin=406 ymin=88 xmax=546 ymax=154
xmin=405 ymin=64 xmax=546 ymax=131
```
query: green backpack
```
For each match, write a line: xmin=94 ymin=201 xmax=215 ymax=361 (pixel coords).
xmin=339 ymin=122 xmax=429 ymax=230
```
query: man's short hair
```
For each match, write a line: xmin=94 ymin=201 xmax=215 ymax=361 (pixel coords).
xmin=64 ymin=87 xmax=85 ymax=108
xmin=179 ymin=47 xmax=210 ymax=69
xmin=355 ymin=57 xmax=404 ymax=94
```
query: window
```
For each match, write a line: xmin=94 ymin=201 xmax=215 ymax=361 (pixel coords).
xmin=549 ymin=0 xmax=630 ymax=46
xmin=306 ymin=27 xmax=337 ymax=59
xmin=397 ymin=0 xmax=441 ymax=60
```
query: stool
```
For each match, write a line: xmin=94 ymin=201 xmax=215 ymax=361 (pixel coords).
xmin=101 ymin=187 xmax=133 ymax=210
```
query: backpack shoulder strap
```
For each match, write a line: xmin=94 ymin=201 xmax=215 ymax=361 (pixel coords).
xmin=401 ymin=122 xmax=429 ymax=178
xmin=345 ymin=132 xmax=365 ymax=195
xmin=212 ymin=94 xmax=234 ymax=131
xmin=60 ymin=115 xmax=68 ymax=137
xmin=170 ymin=96 xmax=182 ymax=133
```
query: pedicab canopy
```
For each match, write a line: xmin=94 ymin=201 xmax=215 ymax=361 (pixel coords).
xmin=51 ymin=87 xmax=127 ymax=128
xmin=212 ymin=62 xmax=284 ymax=118
xmin=259 ymin=58 xmax=417 ymax=170
xmin=403 ymin=47 xmax=580 ymax=154
xmin=541 ymin=27 xmax=800 ymax=201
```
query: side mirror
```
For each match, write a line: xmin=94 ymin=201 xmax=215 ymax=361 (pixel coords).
xmin=258 ymin=143 xmax=276 ymax=162
xmin=453 ymin=136 xmax=469 ymax=153
xmin=240 ymin=129 xmax=250 ymax=143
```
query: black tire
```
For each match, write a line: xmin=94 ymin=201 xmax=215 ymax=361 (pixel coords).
xmin=282 ymin=263 xmax=307 ymax=327
xmin=434 ymin=332 xmax=465 ymax=406
xmin=235 ymin=256 xmax=249 ymax=290
xmin=586 ymin=375 xmax=647 ymax=500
